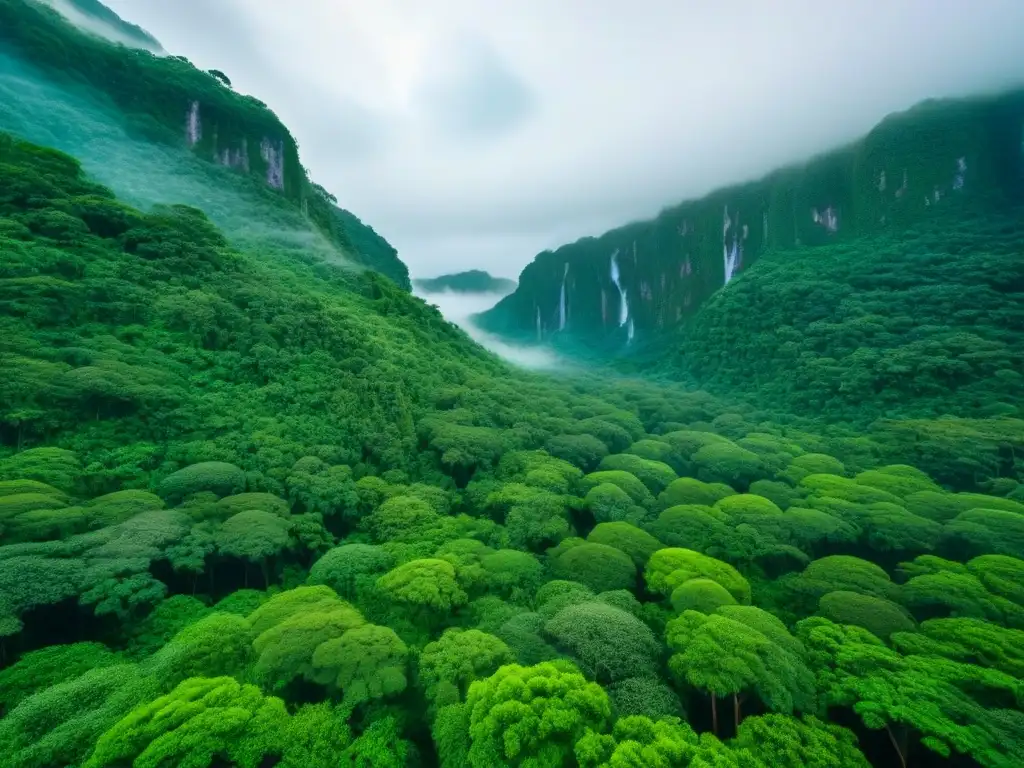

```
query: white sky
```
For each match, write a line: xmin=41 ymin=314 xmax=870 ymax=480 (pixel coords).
xmin=105 ymin=1 xmax=1024 ymax=278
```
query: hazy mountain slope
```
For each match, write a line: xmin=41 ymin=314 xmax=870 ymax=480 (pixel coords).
xmin=414 ymin=270 xmax=517 ymax=294
xmin=0 ymin=0 xmax=410 ymax=288
xmin=39 ymin=0 xmax=164 ymax=52
xmin=478 ymin=88 xmax=1024 ymax=348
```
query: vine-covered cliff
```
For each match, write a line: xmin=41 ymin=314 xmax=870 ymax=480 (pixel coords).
xmin=0 ymin=0 xmax=410 ymax=288
xmin=477 ymin=88 xmax=1024 ymax=347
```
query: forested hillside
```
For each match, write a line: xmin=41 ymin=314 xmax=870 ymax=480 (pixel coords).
xmin=0 ymin=2 xmax=1022 ymax=768
xmin=0 ymin=0 xmax=410 ymax=288
xmin=662 ymin=209 xmax=1024 ymax=423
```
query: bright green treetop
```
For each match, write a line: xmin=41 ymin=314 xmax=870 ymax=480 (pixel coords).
xmin=310 ymin=623 xmax=408 ymax=704
xmin=466 ymin=661 xmax=612 ymax=767
xmin=418 ymin=628 xmax=515 ymax=707
xmin=646 ymin=548 xmax=751 ymax=604
xmin=377 ymin=558 xmax=468 ymax=612
xmin=83 ymin=676 xmax=289 ymax=768
xmin=666 ymin=610 xmax=815 ymax=715
xmin=732 ymin=714 xmax=870 ymax=768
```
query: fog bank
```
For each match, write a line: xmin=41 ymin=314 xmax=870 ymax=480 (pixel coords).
xmin=415 ymin=290 xmax=563 ymax=370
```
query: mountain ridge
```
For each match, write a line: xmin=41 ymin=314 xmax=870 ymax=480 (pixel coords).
xmin=38 ymin=0 xmax=164 ymax=52
xmin=0 ymin=0 xmax=411 ymax=288
xmin=478 ymin=87 xmax=1024 ymax=348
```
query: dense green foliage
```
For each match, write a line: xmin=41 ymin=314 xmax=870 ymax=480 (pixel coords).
xmin=667 ymin=212 xmax=1024 ymax=423
xmin=1 ymin=119 xmax=1022 ymax=765
xmin=413 ymin=270 xmax=516 ymax=294
xmin=0 ymin=3 xmax=1022 ymax=767
xmin=0 ymin=129 xmax=503 ymax=475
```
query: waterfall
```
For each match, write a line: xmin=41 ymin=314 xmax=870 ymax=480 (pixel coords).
xmin=260 ymin=137 xmax=286 ymax=190
xmin=558 ymin=263 xmax=568 ymax=331
xmin=723 ymin=205 xmax=741 ymax=285
xmin=953 ymin=157 xmax=966 ymax=190
xmin=186 ymin=101 xmax=201 ymax=146
xmin=723 ymin=239 xmax=740 ymax=285
xmin=610 ymin=251 xmax=629 ymax=326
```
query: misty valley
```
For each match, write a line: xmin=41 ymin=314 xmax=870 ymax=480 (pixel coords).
xmin=0 ymin=1 xmax=1023 ymax=767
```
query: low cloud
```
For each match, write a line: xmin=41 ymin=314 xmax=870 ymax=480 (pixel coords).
xmin=415 ymin=290 xmax=563 ymax=369
xmin=105 ymin=0 xmax=1024 ymax=278
xmin=42 ymin=0 xmax=164 ymax=52
xmin=414 ymin=37 xmax=536 ymax=142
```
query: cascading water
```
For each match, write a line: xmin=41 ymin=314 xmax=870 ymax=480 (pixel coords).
xmin=260 ymin=137 xmax=286 ymax=190
xmin=723 ymin=238 xmax=740 ymax=284
xmin=610 ymin=250 xmax=629 ymax=326
xmin=722 ymin=206 xmax=740 ymax=285
xmin=558 ymin=263 xmax=568 ymax=331
xmin=953 ymin=157 xmax=967 ymax=190
xmin=186 ymin=100 xmax=201 ymax=146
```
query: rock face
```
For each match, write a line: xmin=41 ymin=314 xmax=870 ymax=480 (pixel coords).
xmin=478 ymin=89 xmax=1024 ymax=348
xmin=413 ymin=270 xmax=517 ymax=295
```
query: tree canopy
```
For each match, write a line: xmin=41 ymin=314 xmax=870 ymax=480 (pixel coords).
xmin=0 ymin=15 xmax=1022 ymax=768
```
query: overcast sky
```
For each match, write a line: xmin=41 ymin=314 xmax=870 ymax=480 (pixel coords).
xmin=104 ymin=1 xmax=1024 ymax=279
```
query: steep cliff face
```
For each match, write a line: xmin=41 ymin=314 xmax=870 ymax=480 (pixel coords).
xmin=0 ymin=0 xmax=410 ymax=288
xmin=478 ymin=89 xmax=1024 ymax=348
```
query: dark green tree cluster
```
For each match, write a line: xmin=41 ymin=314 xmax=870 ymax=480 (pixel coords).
xmin=669 ymin=212 xmax=1024 ymax=426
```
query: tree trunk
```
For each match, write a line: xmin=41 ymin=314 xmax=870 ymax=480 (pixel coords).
xmin=711 ymin=695 xmax=718 ymax=736
xmin=734 ymin=693 xmax=742 ymax=731
xmin=885 ymin=724 xmax=907 ymax=768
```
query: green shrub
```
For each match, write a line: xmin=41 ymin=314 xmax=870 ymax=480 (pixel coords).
xmin=158 ymin=462 xmax=246 ymax=502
